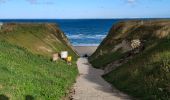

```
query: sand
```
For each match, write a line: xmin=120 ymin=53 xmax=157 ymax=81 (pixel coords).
xmin=74 ymin=46 xmax=98 ymax=56
xmin=72 ymin=58 xmax=131 ymax=100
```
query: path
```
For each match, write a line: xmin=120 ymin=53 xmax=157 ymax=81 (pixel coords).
xmin=72 ymin=58 xmax=131 ymax=100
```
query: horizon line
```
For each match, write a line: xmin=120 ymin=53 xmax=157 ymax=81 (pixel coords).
xmin=0 ymin=17 xmax=170 ymax=20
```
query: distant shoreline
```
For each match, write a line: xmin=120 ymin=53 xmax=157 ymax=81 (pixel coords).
xmin=0 ymin=18 xmax=170 ymax=20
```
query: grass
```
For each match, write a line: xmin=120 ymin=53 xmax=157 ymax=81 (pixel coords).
xmin=0 ymin=23 xmax=78 ymax=59
xmin=103 ymin=39 xmax=170 ymax=100
xmin=0 ymin=41 xmax=78 ymax=100
xmin=0 ymin=23 xmax=78 ymax=99
xmin=90 ymin=20 xmax=170 ymax=100
xmin=90 ymin=20 xmax=170 ymax=61
xmin=89 ymin=51 xmax=122 ymax=68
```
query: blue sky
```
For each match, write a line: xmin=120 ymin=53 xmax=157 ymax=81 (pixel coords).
xmin=0 ymin=0 xmax=170 ymax=19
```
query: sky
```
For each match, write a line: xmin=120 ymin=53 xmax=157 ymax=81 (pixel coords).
xmin=0 ymin=0 xmax=170 ymax=19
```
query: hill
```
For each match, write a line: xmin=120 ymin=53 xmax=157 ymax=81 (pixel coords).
xmin=0 ymin=23 xmax=78 ymax=100
xmin=89 ymin=20 xmax=170 ymax=100
xmin=0 ymin=23 xmax=77 ymax=58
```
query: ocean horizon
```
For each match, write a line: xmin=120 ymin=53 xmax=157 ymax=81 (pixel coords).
xmin=0 ymin=18 xmax=166 ymax=46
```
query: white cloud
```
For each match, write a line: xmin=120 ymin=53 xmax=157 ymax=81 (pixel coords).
xmin=127 ymin=0 xmax=137 ymax=4
xmin=26 ymin=0 xmax=54 ymax=5
xmin=26 ymin=0 xmax=37 ymax=4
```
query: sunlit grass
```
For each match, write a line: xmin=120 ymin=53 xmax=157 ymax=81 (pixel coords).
xmin=0 ymin=41 xmax=78 ymax=99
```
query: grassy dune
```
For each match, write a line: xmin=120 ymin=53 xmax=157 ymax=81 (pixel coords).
xmin=90 ymin=20 xmax=170 ymax=100
xmin=0 ymin=23 xmax=77 ymax=58
xmin=0 ymin=23 xmax=78 ymax=99
xmin=104 ymin=39 xmax=170 ymax=100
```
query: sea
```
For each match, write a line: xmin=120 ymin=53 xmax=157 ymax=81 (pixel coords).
xmin=0 ymin=19 xmax=155 ymax=46
xmin=56 ymin=19 xmax=123 ymax=46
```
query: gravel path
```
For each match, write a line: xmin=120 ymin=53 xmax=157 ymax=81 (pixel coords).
xmin=72 ymin=58 xmax=131 ymax=100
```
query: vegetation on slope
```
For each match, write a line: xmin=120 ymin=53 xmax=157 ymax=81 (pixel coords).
xmin=104 ymin=39 xmax=170 ymax=100
xmin=90 ymin=20 xmax=170 ymax=99
xmin=0 ymin=23 xmax=78 ymax=99
xmin=90 ymin=20 xmax=170 ymax=68
xmin=90 ymin=51 xmax=122 ymax=68
xmin=0 ymin=23 xmax=77 ymax=59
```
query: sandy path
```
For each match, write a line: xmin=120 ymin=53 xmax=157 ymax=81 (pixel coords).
xmin=72 ymin=58 xmax=131 ymax=100
xmin=74 ymin=46 xmax=98 ymax=56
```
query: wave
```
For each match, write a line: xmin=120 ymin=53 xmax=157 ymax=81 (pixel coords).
xmin=66 ymin=34 xmax=107 ymax=39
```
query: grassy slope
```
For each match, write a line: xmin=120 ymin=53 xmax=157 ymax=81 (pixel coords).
xmin=89 ymin=20 xmax=170 ymax=68
xmin=104 ymin=39 xmax=170 ymax=100
xmin=0 ymin=23 xmax=77 ymax=59
xmin=90 ymin=51 xmax=122 ymax=68
xmin=0 ymin=23 xmax=78 ymax=100
xmin=90 ymin=20 xmax=170 ymax=99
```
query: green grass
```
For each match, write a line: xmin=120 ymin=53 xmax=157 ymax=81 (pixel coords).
xmin=0 ymin=41 xmax=78 ymax=100
xmin=90 ymin=20 xmax=170 ymax=62
xmin=89 ymin=20 xmax=170 ymax=99
xmin=0 ymin=23 xmax=78 ymax=59
xmin=89 ymin=52 xmax=122 ymax=68
xmin=0 ymin=23 xmax=78 ymax=99
xmin=103 ymin=39 xmax=170 ymax=100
